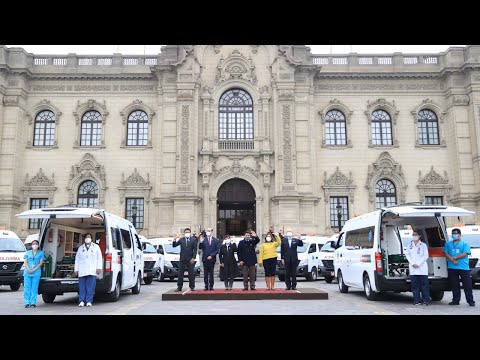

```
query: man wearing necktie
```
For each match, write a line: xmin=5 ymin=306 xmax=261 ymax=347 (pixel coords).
xmin=280 ymin=227 xmax=303 ymax=290
xmin=198 ymin=227 xmax=219 ymax=290
xmin=172 ymin=228 xmax=197 ymax=292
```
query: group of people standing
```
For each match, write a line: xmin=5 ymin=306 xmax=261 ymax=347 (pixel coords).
xmin=406 ymin=228 xmax=475 ymax=306
xmin=173 ymin=227 xmax=304 ymax=291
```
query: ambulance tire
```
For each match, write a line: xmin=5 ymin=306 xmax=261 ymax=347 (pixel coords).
xmin=10 ymin=282 xmax=21 ymax=291
xmin=324 ymin=275 xmax=334 ymax=283
xmin=42 ymin=293 xmax=56 ymax=303
xmin=430 ymin=290 xmax=444 ymax=301
xmin=363 ymin=274 xmax=378 ymax=301
xmin=144 ymin=277 xmax=153 ymax=285
xmin=132 ymin=272 xmax=141 ymax=294
xmin=108 ymin=277 xmax=121 ymax=302
xmin=306 ymin=267 xmax=317 ymax=281
xmin=337 ymin=270 xmax=348 ymax=293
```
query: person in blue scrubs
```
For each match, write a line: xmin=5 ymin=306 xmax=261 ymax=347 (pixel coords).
xmin=23 ymin=240 xmax=44 ymax=308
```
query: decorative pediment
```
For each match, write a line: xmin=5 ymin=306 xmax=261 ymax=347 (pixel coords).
xmin=67 ymin=153 xmax=107 ymax=206
xmin=324 ymin=167 xmax=352 ymax=186
xmin=212 ymin=159 xmax=260 ymax=178
xmin=26 ymin=99 xmax=62 ymax=125
xmin=73 ymin=99 xmax=108 ymax=125
xmin=121 ymin=168 xmax=150 ymax=187
xmin=323 ymin=167 xmax=356 ymax=203
xmin=419 ymin=166 xmax=449 ymax=185
xmin=365 ymin=98 xmax=399 ymax=124
xmin=25 ymin=168 xmax=55 ymax=187
xmin=366 ymin=152 xmax=407 ymax=205
xmin=118 ymin=168 xmax=152 ymax=204
xmin=215 ymin=50 xmax=257 ymax=86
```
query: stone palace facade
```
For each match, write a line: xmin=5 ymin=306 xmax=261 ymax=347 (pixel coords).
xmin=1 ymin=45 xmax=479 ymax=239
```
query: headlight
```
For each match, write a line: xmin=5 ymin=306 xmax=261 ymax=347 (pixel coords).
xmin=475 ymin=261 xmax=480 ymax=268
xmin=164 ymin=260 xmax=172 ymax=267
xmin=20 ymin=264 xmax=25 ymax=271
xmin=298 ymin=259 xmax=308 ymax=266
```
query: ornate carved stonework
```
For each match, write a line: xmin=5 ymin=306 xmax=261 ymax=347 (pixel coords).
xmin=178 ymin=90 xmax=194 ymax=100
xmin=31 ymin=84 xmax=66 ymax=91
xmin=67 ymin=153 xmax=107 ymax=206
xmin=453 ymin=95 xmax=470 ymax=106
xmin=215 ymin=50 xmax=257 ymax=85
xmin=250 ymin=45 xmax=258 ymax=54
xmin=282 ymin=105 xmax=293 ymax=183
xmin=319 ymin=99 xmax=353 ymax=125
xmin=419 ymin=166 xmax=449 ymax=185
xmin=73 ymin=99 xmax=108 ymax=125
xmin=3 ymin=96 xmax=19 ymax=106
xmin=25 ymin=168 xmax=55 ymax=187
xmin=212 ymin=159 xmax=260 ymax=178
xmin=119 ymin=85 xmax=155 ymax=91
xmin=365 ymin=152 xmax=407 ymax=205
xmin=365 ymin=98 xmax=399 ymax=124
xmin=74 ymin=85 xmax=111 ymax=91
xmin=417 ymin=166 xmax=452 ymax=201
xmin=22 ymin=168 xmax=57 ymax=205
xmin=316 ymin=82 xmax=441 ymax=91
xmin=323 ymin=167 xmax=356 ymax=203
xmin=214 ymin=46 xmax=222 ymax=54
xmin=278 ymin=90 xmax=294 ymax=99
xmin=180 ymin=105 xmax=190 ymax=184
xmin=118 ymin=168 xmax=152 ymax=204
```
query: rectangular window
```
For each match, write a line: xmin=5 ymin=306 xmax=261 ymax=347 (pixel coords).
xmin=345 ymin=226 xmax=375 ymax=249
xmin=29 ymin=198 xmax=48 ymax=229
xmin=329 ymin=197 xmax=349 ymax=230
xmin=120 ymin=229 xmax=132 ymax=249
xmin=425 ymin=196 xmax=443 ymax=205
xmin=111 ymin=227 xmax=122 ymax=250
xmin=125 ymin=198 xmax=144 ymax=229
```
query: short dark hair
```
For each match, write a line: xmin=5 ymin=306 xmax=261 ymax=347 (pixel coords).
xmin=452 ymin=228 xmax=461 ymax=235
xmin=31 ymin=240 xmax=39 ymax=245
xmin=184 ymin=227 xmax=191 ymax=232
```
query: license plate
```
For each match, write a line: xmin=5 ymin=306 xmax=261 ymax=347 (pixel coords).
xmin=184 ymin=271 xmax=189 ymax=276
xmin=330 ymin=271 xmax=335 ymax=276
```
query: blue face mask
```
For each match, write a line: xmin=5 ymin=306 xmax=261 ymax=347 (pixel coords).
xmin=452 ymin=234 xmax=459 ymax=241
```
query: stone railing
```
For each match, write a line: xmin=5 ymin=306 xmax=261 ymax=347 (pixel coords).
xmin=311 ymin=54 xmax=440 ymax=67
xmin=30 ymin=55 xmax=159 ymax=67
xmin=218 ymin=140 xmax=255 ymax=150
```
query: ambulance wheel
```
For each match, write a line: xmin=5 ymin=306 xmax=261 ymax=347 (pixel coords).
xmin=158 ymin=271 xmax=165 ymax=282
xmin=430 ymin=290 xmax=444 ymax=301
xmin=324 ymin=275 xmax=334 ymax=284
xmin=278 ymin=275 xmax=285 ymax=282
xmin=10 ymin=282 xmax=21 ymax=291
xmin=132 ymin=272 xmax=141 ymax=294
xmin=363 ymin=274 xmax=378 ymax=301
xmin=307 ymin=267 xmax=317 ymax=281
xmin=337 ymin=270 xmax=348 ymax=293
xmin=42 ymin=293 xmax=56 ymax=303
xmin=144 ymin=277 xmax=153 ymax=285
xmin=108 ymin=277 xmax=121 ymax=302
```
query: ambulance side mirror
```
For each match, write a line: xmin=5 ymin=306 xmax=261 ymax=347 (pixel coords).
xmin=157 ymin=247 xmax=164 ymax=255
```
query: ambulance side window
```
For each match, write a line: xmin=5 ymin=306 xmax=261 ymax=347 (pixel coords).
xmin=120 ymin=229 xmax=132 ymax=249
xmin=111 ymin=227 xmax=122 ymax=250
xmin=308 ymin=243 xmax=317 ymax=253
xmin=135 ymin=234 xmax=142 ymax=250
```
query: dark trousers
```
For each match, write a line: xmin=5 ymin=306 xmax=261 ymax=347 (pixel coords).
xmin=79 ymin=275 xmax=96 ymax=303
xmin=177 ymin=260 xmax=195 ymax=290
xmin=242 ymin=265 xmax=256 ymax=289
xmin=285 ymin=260 xmax=299 ymax=289
xmin=203 ymin=261 xmax=215 ymax=289
xmin=411 ymin=275 xmax=430 ymax=304
xmin=224 ymin=262 xmax=236 ymax=288
xmin=448 ymin=268 xmax=475 ymax=304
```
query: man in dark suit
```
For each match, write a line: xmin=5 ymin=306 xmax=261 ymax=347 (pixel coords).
xmin=198 ymin=227 xmax=219 ymax=290
xmin=219 ymin=236 xmax=238 ymax=290
xmin=172 ymin=228 xmax=197 ymax=292
xmin=281 ymin=228 xmax=304 ymax=290
xmin=237 ymin=230 xmax=260 ymax=290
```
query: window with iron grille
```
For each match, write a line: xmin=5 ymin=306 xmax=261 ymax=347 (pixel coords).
xmin=29 ymin=198 xmax=48 ymax=229
xmin=375 ymin=179 xmax=397 ymax=209
xmin=80 ymin=110 xmax=102 ymax=146
xmin=371 ymin=110 xmax=392 ymax=145
xmin=33 ymin=110 xmax=56 ymax=146
xmin=330 ymin=197 xmax=349 ymax=230
xmin=127 ymin=110 xmax=148 ymax=146
xmin=126 ymin=198 xmax=144 ymax=229
xmin=77 ymin=180 xmax=98 ymax=208
xmin=418 ymin=109 xmax=439 ymax=145
xmin=425 ymin=196 xmax=443 ymax=205
xmin=219 ymin=89 xmax=253 ymax=140
xmin=325 ymin=110 xmax=347 ymax=145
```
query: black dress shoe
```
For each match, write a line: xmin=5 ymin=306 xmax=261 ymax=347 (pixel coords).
xmin=449 ymin=301 xmax=459 ymax=305
xmin=243 ymin=288 xmax=248 ymax=291
xmin=175 ymin=288 xmax=182 ymax=292
xmin=292 ymin=287 xmax=297 ymax=290
xmin=469 ymin=302 xmax=475 ymax=307
xmin=204 ymin=287 xmax=209 ymax=291
xmin=25 ymin=304 xmax=30 ymax=308
xmin=209 ymin=288 xmax=213 ymax=291
xmin=31 ymin=304 xmax=36 ymax=307
xmin=285 ymin=287 xmax=291 ymax=290
xmin=190 ymin=288 xmax=195 ymax=291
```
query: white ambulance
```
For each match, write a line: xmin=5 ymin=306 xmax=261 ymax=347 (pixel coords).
xmin=318 ymin=234 xmax=338 ymax=283
xmin=0 ymin=230 xmax=26 ymax=291
xmin=140 ymin=236 xmax=161 ymax=285
xmin=333 ymin=204 xmax=474 ymax=301
xmin=446 ymin=224 xmax=480 ymax=285
xmin=16 ymin=207 xmax=144 ymax=303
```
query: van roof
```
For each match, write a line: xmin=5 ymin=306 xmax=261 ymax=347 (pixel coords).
xmin=446 ymin=225 xmax=480 ymax=234
xmin=0 ymin=230 xmax=21 ymax=239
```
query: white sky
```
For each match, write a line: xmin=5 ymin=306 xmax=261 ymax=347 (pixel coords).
xmin=4 ymin=45 xmax=465 ymax=55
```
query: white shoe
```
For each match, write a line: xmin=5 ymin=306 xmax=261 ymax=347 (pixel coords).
xmin=78 ymin=301 xmax=85 ymax=307
xmin=86 ymin=302 xmax=92 ymax=307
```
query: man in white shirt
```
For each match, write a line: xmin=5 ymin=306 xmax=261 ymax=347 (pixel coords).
xmin=405 ymin=229 xmax=430 ymax=305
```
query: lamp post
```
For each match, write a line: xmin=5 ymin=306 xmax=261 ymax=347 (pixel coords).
xmin=336 ymin=203 xmax=343 ymax=232
xmin=132 ymin=204 xmax=138 ymax=228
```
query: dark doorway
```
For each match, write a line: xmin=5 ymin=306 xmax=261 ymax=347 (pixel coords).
xmin=217 ymin=179 xmax=255 ymax=239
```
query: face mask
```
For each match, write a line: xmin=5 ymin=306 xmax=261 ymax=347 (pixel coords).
xmin=185 ymin=233 xmax=191 ymax=238
xmin=84 ymin=238 xmax=92 ymax=244
xmin=32 ymin=244 xmax=39 ymax=250
xmin=413 ymin=236 xmax=419 ymax=241
xmin=266 ymin=236 xmax=272 ymax=242
xmin=452 ymin=234 xmax=459 ymax=241
xmin=206 ymin=231 xmax=212 ymax=236
xmin=224 ymin=240 xmax=231 ymax=245
xmin=286 ymin=232 xmax=293 ymax=237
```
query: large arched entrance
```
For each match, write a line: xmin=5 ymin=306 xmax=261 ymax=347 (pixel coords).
xmin=217 ymin=179 xmax=256 ymax=238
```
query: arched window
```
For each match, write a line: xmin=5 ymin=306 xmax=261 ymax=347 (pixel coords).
xmin=127 ymin=110 xmax=148 ymax=146
xmin=219 ymin=89 xmax=253 ymax=140
xmin=33 ymin=110 xmax=56 ymax=146
xmin=81 ymin=110 xmax=102 ymax=146
xmin=371 ymin=110 xmax=392 ymax=146
xmin=375 ymin=179 xmax=397 ymax=209
xmin=77 ymin=180 xmax=98 ymax=208
xmin=325 ymin=110 xmax=347 ymax=145
xmin=418 ymin=109 xmax=439 ymax=145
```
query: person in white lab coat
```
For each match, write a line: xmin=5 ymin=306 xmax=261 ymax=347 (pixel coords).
xmin=405 ymin=229 xmax=430 ymax=305
xmin=74 ymin=233 xmax=103 ymax=307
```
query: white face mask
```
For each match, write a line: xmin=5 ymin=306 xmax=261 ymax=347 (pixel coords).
xmin=224 ymin=240 xmax=231 ymax=245
xmin=286 ymin=232 xmax=293 ymax=237
xmin=84 ymin=237 xmax=92 ymax=244
xmin=266 ymin=236 xmax=272 ymax=242
xmin=413 ymin=236 xmax=420 ymax=241
xmin=206 ymin=231 xmax=212 ymax=236
xmin=185 ymin=233 xmax=191 ymax=238
xmin=32 ymin=244 xmax=39 ymax=250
